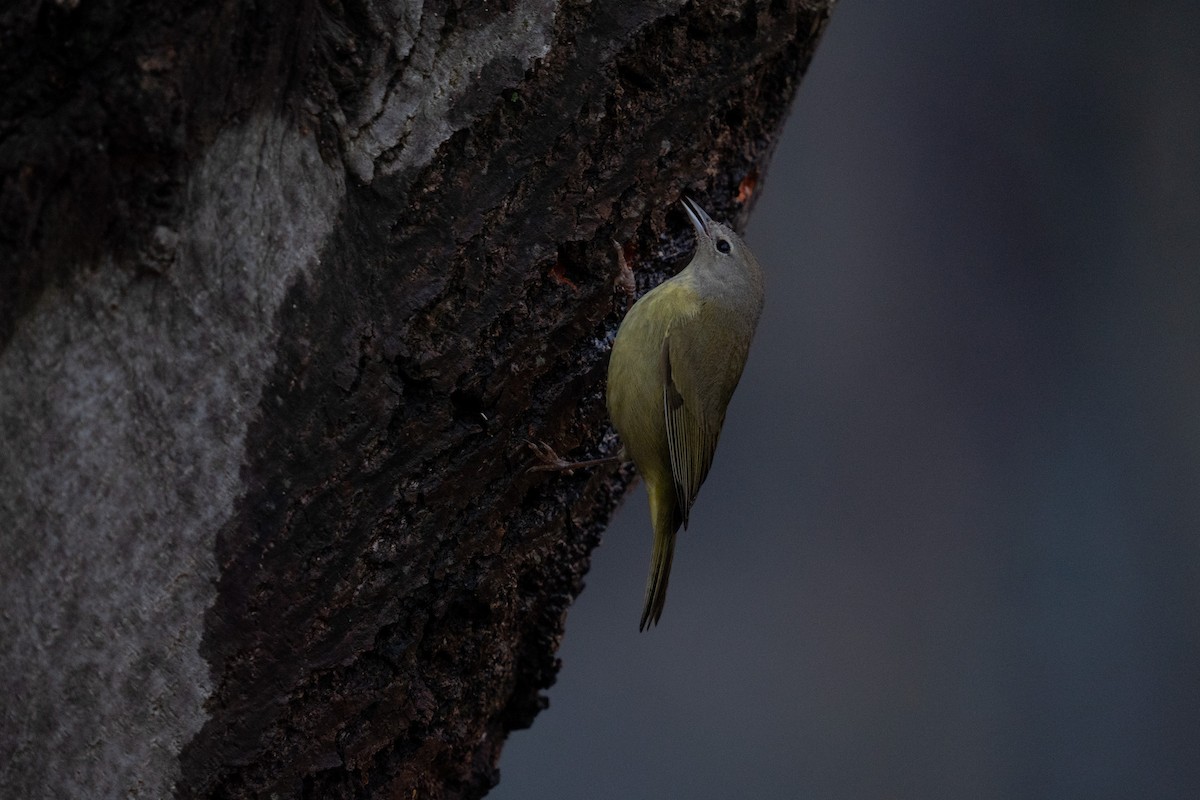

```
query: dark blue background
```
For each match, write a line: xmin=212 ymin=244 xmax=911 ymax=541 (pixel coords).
xmin=493 ymin=2 xmax=1200 ymax=797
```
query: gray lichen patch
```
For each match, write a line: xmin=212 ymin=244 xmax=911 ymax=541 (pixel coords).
xmin=343 ymin=0 xmax=558 ymax=183
xmin=0 ymin=115 xmax=345 ymax=799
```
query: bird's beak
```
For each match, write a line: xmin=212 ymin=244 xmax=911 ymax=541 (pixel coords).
xmin=680 ymin=196 xmax=713 ymax=239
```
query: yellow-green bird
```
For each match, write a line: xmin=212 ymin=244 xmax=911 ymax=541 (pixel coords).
xmin=608 ymin=197 xmax=764 ymax=630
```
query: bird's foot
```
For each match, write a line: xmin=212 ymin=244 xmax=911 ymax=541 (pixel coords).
xmin=526 ymin=439 xmax=574 ymax=472
xmin=612 ymin=239 xmax=636 ymax=307
xmin=526 ymin=440 xmax=620 ymax=474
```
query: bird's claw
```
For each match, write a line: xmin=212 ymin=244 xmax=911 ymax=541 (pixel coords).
xmin=613 ymin=239 xmax=636 ymax=304
xmin=525 ymin=439 xmax=577 ymax=473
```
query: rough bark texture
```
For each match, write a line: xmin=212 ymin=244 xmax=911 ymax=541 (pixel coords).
xmin=0 ymin=1 xmax=831 ymax=797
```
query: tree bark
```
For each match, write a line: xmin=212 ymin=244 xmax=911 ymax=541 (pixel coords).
xmin=0 ymin=1 xmax=831 ymax=797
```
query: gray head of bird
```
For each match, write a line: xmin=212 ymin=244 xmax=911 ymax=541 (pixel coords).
xmin=680 ymin=196 xmax=762 ymax=282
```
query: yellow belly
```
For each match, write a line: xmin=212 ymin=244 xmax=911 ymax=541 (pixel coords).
xmin=606 ymin=280 xmax=700 ymax=489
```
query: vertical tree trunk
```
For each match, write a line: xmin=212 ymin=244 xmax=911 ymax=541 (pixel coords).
xmin=0 ymin=1 xmax=832 ymax=796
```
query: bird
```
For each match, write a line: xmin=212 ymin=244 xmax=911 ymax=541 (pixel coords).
xmin=606 ymin=197 xmax=764 ymax=629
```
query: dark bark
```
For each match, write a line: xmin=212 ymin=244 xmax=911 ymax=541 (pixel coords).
xmin=0 ymin=1 xmax=832 ymax=797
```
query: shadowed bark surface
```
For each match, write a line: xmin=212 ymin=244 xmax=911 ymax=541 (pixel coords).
xmin=0 ymin=1 xmax=831 ymax=797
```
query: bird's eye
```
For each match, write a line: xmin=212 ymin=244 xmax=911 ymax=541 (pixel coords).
xmin=716 ymin=239 xmax=731 ymax=254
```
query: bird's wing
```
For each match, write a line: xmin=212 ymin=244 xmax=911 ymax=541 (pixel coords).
xmin=660 ymin=307 xmax=749 ymax=528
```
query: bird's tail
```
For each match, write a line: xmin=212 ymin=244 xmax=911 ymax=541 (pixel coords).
xmin=639 ymin=484 xmax=683 ymax=630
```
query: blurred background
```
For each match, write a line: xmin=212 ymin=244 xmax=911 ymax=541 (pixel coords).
xmin=493 ymin=1 xmax=1200 ymax=798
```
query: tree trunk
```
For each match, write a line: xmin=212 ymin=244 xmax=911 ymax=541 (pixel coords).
xmin=0 ymin=1 xmax=831 ymax=796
